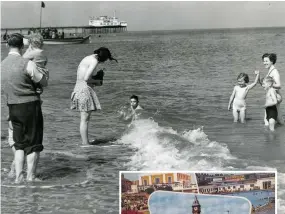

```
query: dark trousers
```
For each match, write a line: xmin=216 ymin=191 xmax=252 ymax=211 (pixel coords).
xmin=8 ymin=101 xmax=44 ymax=155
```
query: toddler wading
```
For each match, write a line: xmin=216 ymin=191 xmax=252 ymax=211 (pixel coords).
xmin=228 ymin=70 xmax=260 ymax=123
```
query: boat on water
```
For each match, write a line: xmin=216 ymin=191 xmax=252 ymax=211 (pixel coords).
xmin=88 ymin=11 xmax=127 ymax=27
xmin=2 ymin=35 xmax=90 ymax=45
xmin=25 ymin=35 xmax=90 ymax=45
xmin=42 ymin=35 xmax=90 ymax=45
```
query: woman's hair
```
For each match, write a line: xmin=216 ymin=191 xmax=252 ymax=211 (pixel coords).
xmin=94 ymin=47 xmax=118 ymax=63
xmin=262 ymin=53 xmax=277 ymax=64
xmin=29 ymin=34 xmax=44 ymax=48
xmin=237 ymin=73 xmax=249 ymax=83
xmin=7 ymin=33 xmax=24 ymax=48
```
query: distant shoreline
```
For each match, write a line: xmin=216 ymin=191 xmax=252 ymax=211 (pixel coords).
xmin=127 ymin=26 xmax=285 ymax=33
xmin=1 ymin=25 xmax=285 ymax=33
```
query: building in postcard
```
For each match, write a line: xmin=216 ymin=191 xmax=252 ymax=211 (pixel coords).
xmin=256 ymin=177 xmax=275 ymax=189
xmin=198 ymin=174 xmax=275 ymax=194
xmin=121 ymin=174 xmax=133 ymax=193
xmin=196 ymin=173 xmax=227 ymax=185
xmin=134 ymin=173 xmax=197 ymax=193
xmin=192 ymin=195 xmax=201 ymax=214
xmin=224 ymin=174 xmax=245 ymax=182
xmin=131 ymin=184 xmax=138 ymax=193
xmin=139 ymin=173 xmax=192 ymax=186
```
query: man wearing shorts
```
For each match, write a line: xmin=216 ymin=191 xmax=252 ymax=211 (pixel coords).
xmin=1 ymin=33 xmax=49 ymax=183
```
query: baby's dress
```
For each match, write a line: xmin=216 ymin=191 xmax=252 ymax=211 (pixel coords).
xmin=23 ymin=48 xmax=48 ymax=103
xmin=70 ymin=80 xmax=101 ymax=112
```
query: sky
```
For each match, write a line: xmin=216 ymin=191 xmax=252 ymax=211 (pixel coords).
xmin=1 ymin=1 xmax=285 ymax=31
xmin=148 ymin=191 xmax=251 ymax=214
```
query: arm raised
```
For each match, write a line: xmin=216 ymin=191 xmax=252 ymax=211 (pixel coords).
xmin=247 ymin=70 xmax=260 ymax=90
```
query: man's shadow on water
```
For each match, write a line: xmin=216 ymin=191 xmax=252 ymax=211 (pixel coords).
xmin=38 ymin=156 xmax=117 ymax=180
xmin=38 ymin=166 xmax=81 ymax=180
xmin=88 ymin=136 xmax=117 ymax=146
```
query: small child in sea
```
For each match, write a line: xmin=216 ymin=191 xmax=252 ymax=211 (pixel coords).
xmin=262 ymin=77 xmax=278 ymax=131
xmin=23 ymin=34 xmax=49 ymax=95
xmin=129 ymin=95 xmax=144 ymax=120
xmin=228 ymin=70 xmax=260 ymax=123
xmin=120 ymin=95 xmax=144 ymax=121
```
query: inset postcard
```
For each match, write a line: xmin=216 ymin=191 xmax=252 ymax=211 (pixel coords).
xmin=120 ymin=171 xmax=276 ymax=214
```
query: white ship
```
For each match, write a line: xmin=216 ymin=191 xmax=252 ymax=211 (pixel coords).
xmin=89 ymin=11 xmax=127 ymax=27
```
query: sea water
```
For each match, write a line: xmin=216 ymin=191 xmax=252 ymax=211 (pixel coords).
xmin=1 ymin=28 xmax=285 ymax=213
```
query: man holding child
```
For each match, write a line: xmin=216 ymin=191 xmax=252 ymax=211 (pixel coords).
xmin=1 ymin=33 xmax=49 ymax=183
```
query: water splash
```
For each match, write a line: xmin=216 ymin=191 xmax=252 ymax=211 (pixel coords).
xmin=119 ymin=119 xmax=234 ymax=170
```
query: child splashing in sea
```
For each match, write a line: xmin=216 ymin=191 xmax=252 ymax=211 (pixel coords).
xmin=228 ymin=70 xmax=260 ymax=123
xmin=120 ymin=95 xmax=144 ymax=122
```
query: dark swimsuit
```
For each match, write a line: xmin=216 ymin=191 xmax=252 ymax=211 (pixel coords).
xmin=265 ymin=68 xmax=279 ymax=121
xmin=266 ymin=105 xmax=278 ymax=121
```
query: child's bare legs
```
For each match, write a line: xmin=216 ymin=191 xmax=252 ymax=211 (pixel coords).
xmin=232 ymin=109 xmax=239 ymax=123
xmin=80 ymin=111 xmax=92 ymax=145
xmin=268 ymin=118 xmax=276 ymax=131
xmin=240 ymin=109 xmax=246 ymax=123
xmin=264 ymin=110 xmax=269 ymax=126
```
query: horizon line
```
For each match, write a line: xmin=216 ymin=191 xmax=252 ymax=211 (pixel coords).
xmin=1 ymin=25 xmax=285 ymax=32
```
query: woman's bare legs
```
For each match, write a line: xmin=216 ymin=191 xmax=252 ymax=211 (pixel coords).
xmin=80 ymin=111 xmax=92 ymax=145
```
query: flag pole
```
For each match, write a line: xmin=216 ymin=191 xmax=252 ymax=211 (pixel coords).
xmin=40 ymin=2 xmax=42 ymax=29
xmin=40 ymin=1 xmax=43 ymax=29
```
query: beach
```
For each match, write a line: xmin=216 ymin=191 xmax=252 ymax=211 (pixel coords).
xmin=1 ymin=27 xmax=285 ymax=213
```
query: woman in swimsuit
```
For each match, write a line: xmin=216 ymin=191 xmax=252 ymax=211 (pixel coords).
xmin=70 ymin=47 xmax=117 ymax=145
xmin=228 ymin=71 xmax=260 ymax=123
xmin=261 ymin=53 xmax=284 ymax=125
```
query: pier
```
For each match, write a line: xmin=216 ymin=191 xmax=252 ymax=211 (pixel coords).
xmin=1 ymin=25 xmax=127 ymax=38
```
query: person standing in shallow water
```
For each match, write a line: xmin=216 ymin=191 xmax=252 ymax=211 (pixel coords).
xmin=71 ymin=47 xmax=118 ymax=145
xmin=1 ymin=33 xmax=49 ymax=183
xmin=261 ymin=53 xmax=284 ymax=125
